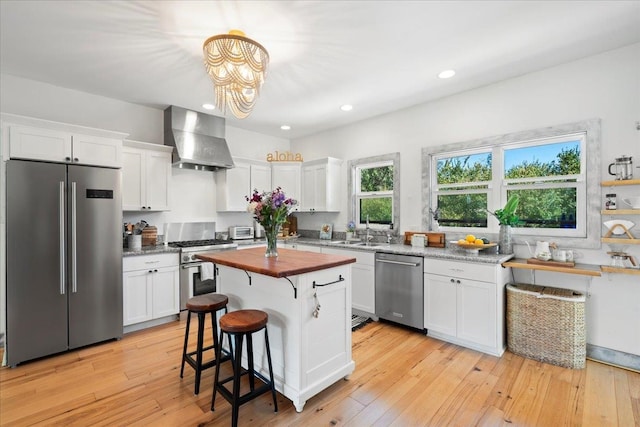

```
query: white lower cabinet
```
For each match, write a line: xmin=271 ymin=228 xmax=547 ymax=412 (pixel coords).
xmin=424 ymin=258 xmax=508 ymax=356
xmin=321 ymin=247 xmax=375 ymax=315
xmin=123 ymin=253 xmax=179 ymax=327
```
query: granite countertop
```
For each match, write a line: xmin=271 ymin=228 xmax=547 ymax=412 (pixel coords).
xmin=122 ymin=245 xmax=181 ymax=257
xmin=196 ymin=247 xmax=356 ymax=278
xmin=282 ymin=238 xmax=514 ymax=264
xmin=122 ymin=237 xmax=514 ymax=264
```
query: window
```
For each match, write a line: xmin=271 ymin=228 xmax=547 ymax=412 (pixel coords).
xmin=435 ymin=150 xmax=492 ymax=228
xmin=423 ymin=119 xmax=601 ymax=248
xmin=348 ymin=153 xmax=400 ymax=230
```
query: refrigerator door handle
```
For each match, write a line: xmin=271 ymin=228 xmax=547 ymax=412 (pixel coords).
xmin=59 ymin=181 xmax=66 ymax=295
xmin=71 ymin=181 xmax=77 ymax=293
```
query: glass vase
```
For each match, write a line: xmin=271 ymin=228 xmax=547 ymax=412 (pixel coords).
xmin=264 ymin=225 xmax=279 ymax=258
xmin=498 ymin=224 xmax=513 ymax=254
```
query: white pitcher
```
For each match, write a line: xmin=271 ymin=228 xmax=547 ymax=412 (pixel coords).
xmin=525 ymin=241 xmax=551 ymax=260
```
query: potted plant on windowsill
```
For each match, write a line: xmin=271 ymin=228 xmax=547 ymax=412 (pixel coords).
xmin=487 ymin=195 xmax=520 ymax=254
xmin=346 ymin=221 xmax=356 ymax=241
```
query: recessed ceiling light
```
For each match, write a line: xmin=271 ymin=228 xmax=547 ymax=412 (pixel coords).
xmin=280 ymin=125 xmax=291 ymax=130
xmin=340 ymin=104 xmax=353 ymax=111
xmin=438 ymin=70 xmax=456 ymax=79
xmin=202 ymin=103 xmax=215 ymax=110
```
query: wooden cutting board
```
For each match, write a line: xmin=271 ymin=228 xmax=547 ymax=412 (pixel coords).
xmin=526 ymin=257 xmax=575 ymax=268
xmin=403 ymin=231 xmax=445 ymax=248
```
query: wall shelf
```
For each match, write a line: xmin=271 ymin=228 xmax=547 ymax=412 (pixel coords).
xmin=601 ymin=209 xmax=638 ymax=215
xmin=502 ymin=258 xmax=601 ymax=277
xmin=601 ymin=179 xmax=640 ymax=187
xmin=600 ymin=266 xmax=640 ymax=276
xmin=601 ymin=238 xmax=640 ymax=245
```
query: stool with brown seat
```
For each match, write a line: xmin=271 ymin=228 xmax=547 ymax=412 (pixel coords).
xmin=180 ymin=293 xmax=230 ymax=395
xmin=211 ymin=309 xmax=278 ymax=427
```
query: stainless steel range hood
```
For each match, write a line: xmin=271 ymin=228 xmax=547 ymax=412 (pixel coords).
xmin=164 ymin=106 xmax=234 ymax=171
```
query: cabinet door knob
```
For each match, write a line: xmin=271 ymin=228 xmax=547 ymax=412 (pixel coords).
xmin=148 ymin=270 xmax=153 ymax=273
xmin=456 ymin=279 xmax=461 ymax=284
xmin=450 ymin=278 xmax=455 ymax=283
xmin=154 ymin=269 xmax=158 ymax=272
xmin=65 ymin=156 xmax=71 ymax=161
xmin=73 ymin=158 xmax=79 ymax=162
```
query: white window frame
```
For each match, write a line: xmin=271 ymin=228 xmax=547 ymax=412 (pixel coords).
xmin=432 ymin=147 xmax=494 ymax=230
xmin=348 ymin=153 xmax=400 ymax=232
xmin=498 ymin=134 xmax=587 ymax=237
xmin=355 ymin=160 xmax=394 ymax=229
xmin=422 ymin=119 xmax=601 ymax=249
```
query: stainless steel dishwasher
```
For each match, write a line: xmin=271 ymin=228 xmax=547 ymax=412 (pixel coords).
xmin=375 ymin=252 xmax=424 ymax=330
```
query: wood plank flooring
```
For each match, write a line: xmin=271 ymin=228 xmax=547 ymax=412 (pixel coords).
xmin=1 ymin=318 xmax=638 ymax=426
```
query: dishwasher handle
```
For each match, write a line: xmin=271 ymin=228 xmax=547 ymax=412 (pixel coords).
xmin=376 ymin=259 xmax=421 ymax=267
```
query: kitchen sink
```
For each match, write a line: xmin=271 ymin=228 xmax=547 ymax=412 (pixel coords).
xmin=330 ymin=240 xmax=389 ymax=248
xmin=331 ymin=240 xmax=364 ymax=245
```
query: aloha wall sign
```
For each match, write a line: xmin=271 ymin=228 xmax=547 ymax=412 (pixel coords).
xmin=266 ymin=151 xmax=304 ymax=162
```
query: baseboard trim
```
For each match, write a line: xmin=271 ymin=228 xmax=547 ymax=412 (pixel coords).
xmin=587 ymin=344 xmax=640 ymax=373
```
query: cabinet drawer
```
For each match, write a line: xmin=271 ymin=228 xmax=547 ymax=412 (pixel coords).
xmin=123 ymin=253 xmax=179 ymax=272
xmin=424 ymin=258 xmax=495 ymax=282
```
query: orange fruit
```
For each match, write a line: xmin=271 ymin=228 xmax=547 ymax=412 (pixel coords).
xmin=458 ymin=239 xmax=466 ymax=245
xmin=474 ymin=239 xmax=484 ymax=245
xmin=465 ymin=234 xmax=476 ymax=243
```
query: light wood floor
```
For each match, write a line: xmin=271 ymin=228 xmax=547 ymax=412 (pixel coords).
xmin=1 ymin=318 xmax=638 ymax=426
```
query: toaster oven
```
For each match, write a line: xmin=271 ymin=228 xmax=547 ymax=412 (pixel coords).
xmin=228 ymin=226 xmax=254 ymax=240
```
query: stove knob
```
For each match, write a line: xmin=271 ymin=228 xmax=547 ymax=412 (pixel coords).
xmin=191 ymin=254 xmax=198 ymax=261
xmin=183 ymin=255 xmax=190 ymax=262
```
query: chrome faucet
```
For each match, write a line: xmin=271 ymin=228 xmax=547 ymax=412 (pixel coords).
xmin=365 ymin=215 xmax=371 ymax=245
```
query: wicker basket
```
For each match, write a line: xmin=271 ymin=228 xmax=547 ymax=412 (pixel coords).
xmin=506 ymin=283 xmax=586 ymax=369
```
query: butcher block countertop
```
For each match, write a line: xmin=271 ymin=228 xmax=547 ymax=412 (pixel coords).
xmin=196 ymin=247 xmax=356 ymax=278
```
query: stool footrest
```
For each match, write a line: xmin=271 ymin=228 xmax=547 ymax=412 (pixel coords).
xmin=216 ymin=372 xmax=274 ymax=407
xmin=184 ymin=350 xmax=230 ymax=371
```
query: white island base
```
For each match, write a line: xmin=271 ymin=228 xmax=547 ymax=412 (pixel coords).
xmin=216 ymin=263 xmax=355 ymax=412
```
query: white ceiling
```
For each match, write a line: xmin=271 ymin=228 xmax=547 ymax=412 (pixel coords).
xmin=1 ymin=1 xmax=639 ymax=139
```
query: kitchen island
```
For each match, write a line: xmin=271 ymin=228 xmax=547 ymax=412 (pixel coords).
xmin=196 ymin=247 xmax=356 ymax=412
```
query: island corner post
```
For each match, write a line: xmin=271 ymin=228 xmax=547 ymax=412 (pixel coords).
xmin=197 ymin=247 xmax=357 ymax=413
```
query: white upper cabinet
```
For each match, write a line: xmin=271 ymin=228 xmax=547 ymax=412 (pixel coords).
xmin=250 ymin=163 xmax=272 ymax=194
xmin=300 ymin=157 xmax=342 ymax=212
xmin=9 ymin=126 xmax=71 ymax=162
xmin=271 ymin=162 xmax=301 ymax=209
xmin=5 ymin=116 xmax=126 ymax=168
xmin=122 ymin=140 xmax=172 ymax=211
xmin=216 ymin=158 xmax=271 ymax=212
xmin=71 ymin=134 xmax=122 ymax=168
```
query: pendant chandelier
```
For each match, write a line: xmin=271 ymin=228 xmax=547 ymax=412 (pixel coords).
xmin=203 ymin=30 xmax=269 ymax=119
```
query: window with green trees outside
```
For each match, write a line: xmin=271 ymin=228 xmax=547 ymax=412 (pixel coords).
xmin=433 ymin=133 xmax=585 ymax=237
xmin=356 ymin=163 xmax=393 ymax=225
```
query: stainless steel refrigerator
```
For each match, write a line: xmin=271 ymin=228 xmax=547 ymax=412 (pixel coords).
xmin=6 ymin=159 xmax=123 ymax=367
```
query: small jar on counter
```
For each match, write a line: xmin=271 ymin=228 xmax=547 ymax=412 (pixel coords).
xmin=605 ymin=193 xmax=617 ymax=210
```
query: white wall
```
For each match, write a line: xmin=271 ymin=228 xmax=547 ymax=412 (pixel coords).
xmin=292 ymin=43 xmax=640 ymax=356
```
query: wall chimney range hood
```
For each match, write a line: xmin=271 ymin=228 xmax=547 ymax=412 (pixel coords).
xmin=164 ymin=106 xmax=234 ymax=171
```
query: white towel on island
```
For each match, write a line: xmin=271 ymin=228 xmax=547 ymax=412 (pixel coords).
xmin=200 ymin=263 xmax=215 ymax=281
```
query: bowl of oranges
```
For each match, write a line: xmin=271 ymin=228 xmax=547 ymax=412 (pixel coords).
xmin=450 ymin=234 xmax=497 ymax=254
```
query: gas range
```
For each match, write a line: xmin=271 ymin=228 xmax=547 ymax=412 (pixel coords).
xmin=164 ymin=222 xmax=237 ymax=310
xmin=164 ymin=222 xmax=237 ymax=264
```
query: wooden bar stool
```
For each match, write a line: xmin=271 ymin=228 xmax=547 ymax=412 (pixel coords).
xmin=211 ymin=309 xmax=278 ymax=427
xmin=180 ymin=293 xmax=230 ymax=395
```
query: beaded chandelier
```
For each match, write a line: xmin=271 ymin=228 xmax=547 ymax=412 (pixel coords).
xmin=203 ymin=30 xmax=269 ymax=119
